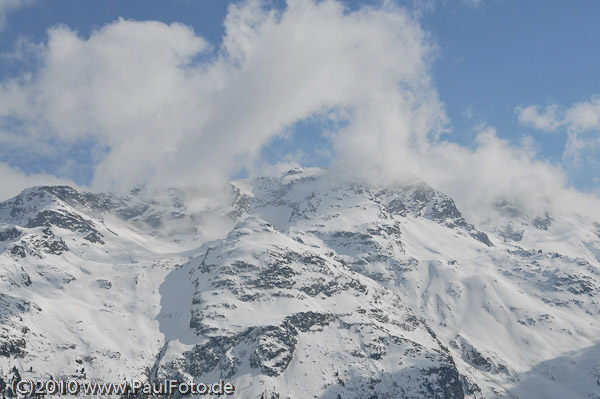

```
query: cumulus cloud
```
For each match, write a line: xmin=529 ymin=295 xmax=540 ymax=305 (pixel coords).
xmin=416 ymin=129 xmax=600 ymax=223
xmin=165 ymin=0 xmax=442 ymax=185
xmin=334 ymin=99 xmax=599 ymax=223
xmin=0 ymin=0 xmax=439 ymax=192
xmin=516 ymin=104 xmax=562 ymax=131
xmin=516 ymin=97 xmax=600 ymax=170
xmin=0 ymin=0 xmax=34 ymax=31
xmin=0 ymin=18 xmax=214 ymax=190
xmin=0 ymin=0 xmax=597 ymax=222
xmin=461 ymin=0 xmax=483 ymax=9
xmin=0 ymin=162 xmax=77 ymax=201
xmin=401 ymin=0 xmax=484 ymax=15
xmin=516 ymin=98 xmax=600 ymax=133
xmin=564 ymin=97 xmax=600 ymax=132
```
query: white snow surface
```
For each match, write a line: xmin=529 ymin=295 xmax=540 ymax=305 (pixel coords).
xmin=0 ymin=169 xmax=598 ymax=398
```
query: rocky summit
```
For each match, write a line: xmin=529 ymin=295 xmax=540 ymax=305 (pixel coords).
xmin=0 ymin=168 xmax=599 ymax=398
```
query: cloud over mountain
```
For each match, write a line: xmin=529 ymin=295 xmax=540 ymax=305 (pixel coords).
xmin=0 ymin=0 xmax=597 ymax=222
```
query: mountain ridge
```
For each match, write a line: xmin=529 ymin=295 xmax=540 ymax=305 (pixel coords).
xmin=0 ymin=168 xmax=599 ymax=398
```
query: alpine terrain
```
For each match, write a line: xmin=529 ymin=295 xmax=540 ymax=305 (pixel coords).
xmin=0 ymin=168 xmax=599 ymax=398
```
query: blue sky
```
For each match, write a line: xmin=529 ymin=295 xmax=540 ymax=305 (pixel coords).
xmin=422 ymin=0 xmax=600 ymax=187
xmin=0 ymin=0 xmax=599 ymax=202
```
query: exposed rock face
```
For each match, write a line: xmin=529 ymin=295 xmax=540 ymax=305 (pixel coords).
xmin=156 ymin=216 xmax=465 ymax=398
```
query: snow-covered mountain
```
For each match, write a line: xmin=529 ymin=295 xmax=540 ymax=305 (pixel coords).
xmin=0 ymin=168 xmax=599 ymax=398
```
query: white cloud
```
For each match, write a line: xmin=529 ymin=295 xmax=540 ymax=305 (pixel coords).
xmin=0 ymin=0 xmax=598 ymax=223
xmin=0 ymin=18 xmax=212 ymax=189
xmin=416 ymin=129 xmax=596 ymax=223
xmin=334 ymin=106 xmax=599 ymax=224
xmin=516 ymin=97 xmax=600 ymax=168
xmin=0 ymin=0 xmax=34 ymax=31
xmin=516 ymin=104 xmax=562 ymax=131
xmin=516 ymin=97 xmax=600 ymax=134
xmin=461 ymin=0 xmax=483 ymax=8
xmin=564 ymin=97 xmax=600 ymax=132
xmin=0 ymin=162 xmax=77 ymax=201
xmin=0 ymin=0 xmax=440 ymax=192
xmin=402 ymin=0 xmax=484 ymax=15
xmin=516 ymin=98 xmax=600 ymax=133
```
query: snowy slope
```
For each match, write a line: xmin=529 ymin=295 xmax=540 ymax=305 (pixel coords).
xmin=0 ymin=185 xmax=232 ymax=383
xmin=0 ymin=169 xmax=599 ymax=398
xmin=156 ymin=216 xmax=463 ymax=398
